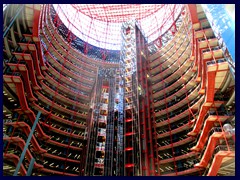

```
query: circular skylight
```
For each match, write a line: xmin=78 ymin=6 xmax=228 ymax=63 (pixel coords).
xmin=53 ymin=4 xmax=183 ymax=50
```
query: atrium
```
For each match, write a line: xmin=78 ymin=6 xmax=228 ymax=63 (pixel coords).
xmin=3 ymin=4 xmax=235 ymax=176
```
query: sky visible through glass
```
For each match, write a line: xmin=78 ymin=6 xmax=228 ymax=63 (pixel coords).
xmin=53 ymin=4 xmax=183 ymax=50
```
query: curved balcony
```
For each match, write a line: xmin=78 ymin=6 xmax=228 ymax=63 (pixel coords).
xmin=11 ymin=52 xmax=41 ymax=90
xmin=41 ymin=16 xmax=97 ymax=72
xmin=39 ymin=155 xmax=80 ymax=176
xmin=3 ymin=75 xmax=50 ymax=140
xmin=194 ymin=131 xmax=232 ymax=168
xmin=41 ymin=24 xmax=97 ymax=72
xmin=6 ymin=63 xmax=37 ymax=101
xmin=46 ymin=53 xmax=94 ymax=87
xmin=188 ymin=62 xmax=230 ymax=136
xmin=46 ymin=138 xmax=82 ymax=151
xmin=157 ymin=120 xmax=194 ymax=139
xmin=40 ymin=123 xmax=84 ymax=150
xmin=155 ymin=85 xmax=199 ymax=117
xmin=42 ymin=43 xmax=95 ymax=85
xmin=153 ymin=74 xmax=197 ymax=106
xmin=40 ymin=122 xmax=84 ymax=140
xmin=4 ymin=121 xmax=47 ymax=154
xmin=3 ymin=153 xmax=27 ymax=176
xmin=43 ymin=140 xmax=81 ymax=164
xmin=4 ymin=137 xmax=44 ymax=169
xmin=39 ymin=154 xmax=80 ymax=176
xmin=201 ymin=48 xmax=223 ymax=61
xmin=156 ymin=113 xmax=195 ymax=133
xmin=42 ymin=72 xmax=90 ymax=102
xmin=40 ymin=142 xmax=83 ymax=159
xmin=152 ymin=62 xmax=195 ymax=98
xmin=31 ymin=102 xmax=86 ymax=129
xmin=155 ymin=24 xmax=189 ymax=58
xmin=41 ymin=25 xmax=97 ymax=78
xmin=150 ymin=31 xmax=190 ymax=70
xmin=150 ymin=37 xmax=191 ymax=74
xmin=191 ymin=114 xmax=231 ymax=152
xmin=159 ymin=151 xmax=199 ymax=165
xmin=151 ymin=56 xmax=192 ymax=89
xmin=32 ymin=99 xmax=81 ymax=122
xmin=43 ymin=80 xmax=89 ymax=106
xmin=158 ymin=136 xmax=195 ymax=151
xmin=195 ymin=27 xmax=214 ymax=39
xmin=152 ymin=52 xmax=193 ymax=85
xmin=157 ymin=140 xmax=196 ymax=166
xmin=155 ymin=81 xmax=199 ymax=111
xmin=42 ymin=34 xmax=94 ymax=76
xmin=156 ymin=95 xmax=203 ymax=128
xmin=44 ymin=5 xmax=119 ymax=68
xmin=34 ymin=91 xmax=87 ymax=120
xmin=46 ymin=62 xmax=92 ymax=93
xmin=18 ymin=42 xmax=45 ymax=80
xmin=40 ymin=81 xmax=89 ymax=111
xmin=4 ymin=133 xmax=80 ymax=165
xmin=152 ymin=60 xmax=193 ymax=91
xmin=5 ymin=118 xmax=83 ymax=152
xmin=157 ymin=128 xmax=192 ymax=146
xmin=206 ymin=145 xmax=235 ymax=176
xmin=199 ymin=58 xmax=228 ymax=95
xmin=43 ymin=152 xmax=81 ymax=164
xmin=148 ymin=10 xmax=191 ymax=61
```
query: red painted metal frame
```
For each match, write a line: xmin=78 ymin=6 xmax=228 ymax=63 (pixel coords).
xmin=3 ymin=154 xmax=27 ymax=176
xmin=194 ymin=132 xmax=232 ymax=168
xmin=44 ymin=4 xmax=118 ymax=68
xmin=207 ymin=151 xmax=234 ymax=176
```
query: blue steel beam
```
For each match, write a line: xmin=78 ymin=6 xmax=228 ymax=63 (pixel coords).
xmin=26 ymin=158 xmax=35 ymax=176
xmin=13 ymin=111 xmax=41 ymax=176
xmin=3 ymin=5 xmax=24 ymax=38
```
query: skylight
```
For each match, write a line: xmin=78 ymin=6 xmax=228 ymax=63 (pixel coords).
xmin=53 ymin=4 xmax=183 ymax=50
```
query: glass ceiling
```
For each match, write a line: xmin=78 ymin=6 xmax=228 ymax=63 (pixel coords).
xmin=53 ymin=4 xmax=183 ymax=50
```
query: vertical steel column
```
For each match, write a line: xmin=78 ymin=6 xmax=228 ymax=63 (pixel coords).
xmin=13 ymin=111 xmax=41 ymax=176
xmin=26 ymin=158 xmax=35 ymax=176
xmin=3 ymin=5 xmax=24 ymax=38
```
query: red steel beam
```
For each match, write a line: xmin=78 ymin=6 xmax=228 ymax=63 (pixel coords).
xmin=187 ymin=4 xmax=199 ymax=24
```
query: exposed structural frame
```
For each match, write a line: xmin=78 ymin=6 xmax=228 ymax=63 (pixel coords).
xmin=13 ymin=111 xmax=41 ymax=176
xmin=3 ymin=4 xmax=235 ymax=176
